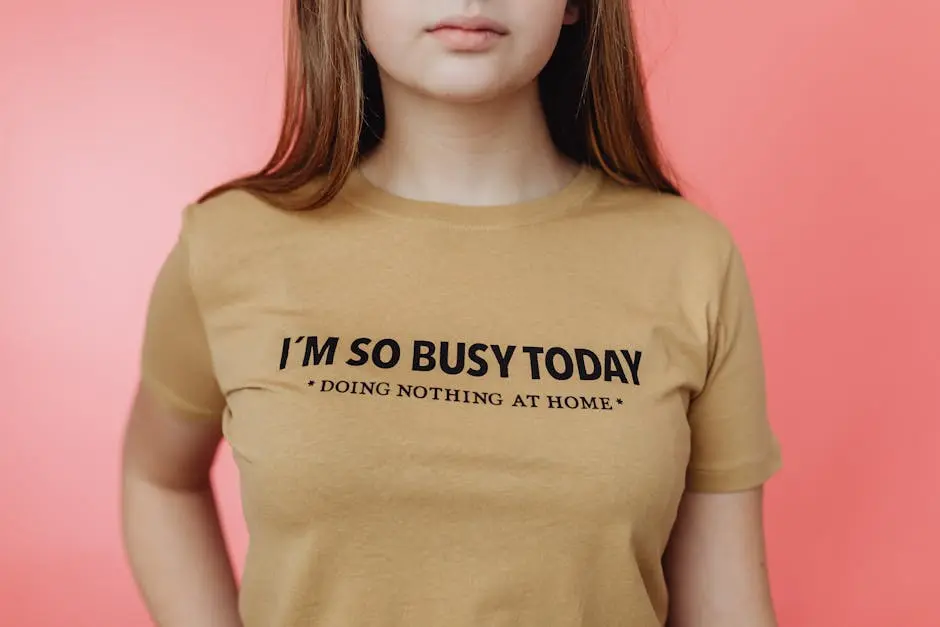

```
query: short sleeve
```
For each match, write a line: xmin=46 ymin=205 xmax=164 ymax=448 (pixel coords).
xmin=685 ymin=242 xmax=782 ymax=492
xmin=139 ymin=208 xmax=226 ymax=419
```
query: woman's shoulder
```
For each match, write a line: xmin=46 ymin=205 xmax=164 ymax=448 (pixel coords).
xmin=587 ymin=175 xmax=740 ymax=257
xmin=187 ymin=186 xmax=300 ymax=232
xmin=177 ymin=178 xmax=346 ymax=281
xmin=184 ymin=176 xmax=343 ymax=243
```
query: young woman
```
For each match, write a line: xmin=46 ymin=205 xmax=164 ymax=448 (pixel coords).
xmin=121 ymin=1 xmax=782 ymax=626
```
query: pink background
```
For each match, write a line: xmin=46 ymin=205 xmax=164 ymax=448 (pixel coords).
xmin=2 ymin=1 xmax=938 ymax=625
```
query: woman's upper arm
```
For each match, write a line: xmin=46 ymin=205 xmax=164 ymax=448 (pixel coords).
xmin=665 ymin=236 xmax=782 ymax=626
xmin=122 ymin=207 xmax=226 ymax=490
xmin=664 ymin=488 xmax=777 ymax=627
xmin=123 ymin=384 xmax=223 ymax=491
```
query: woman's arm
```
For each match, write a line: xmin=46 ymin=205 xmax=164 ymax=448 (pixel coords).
xmin=121 ymin=384 xmax=242 ymax=627
xmin=664 ymin=487 xmax=778 ymax=627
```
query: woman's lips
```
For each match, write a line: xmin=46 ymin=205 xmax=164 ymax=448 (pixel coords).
xmin=426 ymin=16 xmax=508 ymax=52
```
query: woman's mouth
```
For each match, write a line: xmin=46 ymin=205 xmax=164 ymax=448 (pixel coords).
xmin=426 ymin=16 xmax=509 ymax=52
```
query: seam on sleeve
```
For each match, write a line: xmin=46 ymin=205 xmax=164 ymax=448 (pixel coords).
xmin=178 ymin=203 xmax=226 ymax=409
xmin=181 ymin=204 xmax=223 ymax=385
xmin=689 ymin=235 xmax=737 ymax=404
xmin=181 ymin=204 xmax=211 ymax=332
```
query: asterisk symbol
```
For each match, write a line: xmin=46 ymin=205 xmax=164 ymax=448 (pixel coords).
xmin=307 ymin=380 xmax=316 ymax=387
xmin=616 ymin=398 xmax=623 ymax=405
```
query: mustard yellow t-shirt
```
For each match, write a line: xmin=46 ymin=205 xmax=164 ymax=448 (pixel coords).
xmin=140 ymin=166 xmax=781 ymax=627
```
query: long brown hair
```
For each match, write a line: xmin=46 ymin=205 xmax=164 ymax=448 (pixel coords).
xmin=200 ymin=0 xmax=680 ymax=210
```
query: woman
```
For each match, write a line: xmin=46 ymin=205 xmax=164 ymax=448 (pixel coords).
xmin=121 ymin=1 xmax=782 ymax=625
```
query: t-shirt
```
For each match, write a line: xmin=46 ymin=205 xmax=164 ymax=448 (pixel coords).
xmin=140 ymin=165 xmax=781 ymax=627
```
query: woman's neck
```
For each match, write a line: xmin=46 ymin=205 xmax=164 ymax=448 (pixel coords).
xmin=360 ymin=78 xmax=580 ymax=207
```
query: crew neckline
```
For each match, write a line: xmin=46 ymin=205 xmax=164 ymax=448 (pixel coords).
xmin=338 ymin=165 xmax=604 ymax=229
